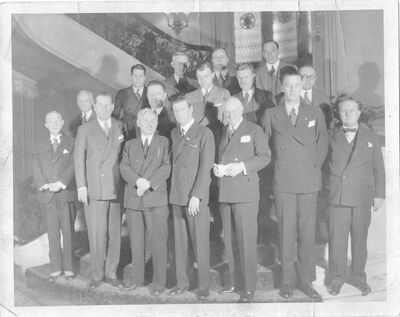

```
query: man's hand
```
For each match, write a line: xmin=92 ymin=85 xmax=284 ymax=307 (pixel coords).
xmin=373 ymin=198 xmax=385 ymax=212
xmin=136 ymin=178 xmax=151 ymax=192
xmin=225 ymin=163 xmax=244 ymax=177
xmin=137 ymin=187 xmax=144 ymax=197
xmin=78 ymin=187 xmax=88 ymax=206
xmin=48 ymin=182 xmax=66 ymax=192
xmin=39 ymin=184 xmax=50 ymax=191
xmin=188 ymin=196 xmax=200 ymax=216
xmin=213 ymin=164 xmax=224 ymax=178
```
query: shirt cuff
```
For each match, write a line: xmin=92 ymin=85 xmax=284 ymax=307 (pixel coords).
xmin=78 ymin=186 xmax=87 ymax=192
xmin=240 ymin=162 xmax=247 ymax=175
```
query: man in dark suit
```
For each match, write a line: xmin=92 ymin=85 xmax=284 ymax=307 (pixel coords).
xmin=256 ymin=40 xmax=293 ymax=101
xmin=326 ymin=98 xmax=385 ymax=296
xmin=164 ymin=52 xmax=198 ymax=98
xmin=186 ymin=62 xmax=230 ymax=126
xmin=120 ymin=108 xmax=171 ymax=296
xmin=215 ymin=97 xmax=271 ymax=302
xmin=112 ymin=64 xmax=149 ymax=140
xmin=168 ymin=96 xmax=215 ymax=301
xmin=69 ymin=90 xmax=96 ymax=138
xmin=144 ymin=80 xmax=176 ymax=139
xmin=299 ymin=65 xmax=333 ymax=129
xmin=32 ymin=111 xmax=76 ymax=281
xmin=75 ymin=93 xmax=125 ymax=289
xmin=234 ymin=63 xmax=275 ymax=125
xmin=263 ymin=69 xmax=329 ymax=300
xmin=211 ymin=48 xmax=241 ymax=96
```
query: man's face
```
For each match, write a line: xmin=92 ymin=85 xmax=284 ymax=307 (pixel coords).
xmin=196 ymin=68 xmax=213 ymax=90
xmin=147 ymin=84 xmax=167 ymax=109
xmin=137 ymin=112 xmax=158 ymax=136
xmin=45 ymin=112 xmax=64 ymax=136
xmin=173 ymin=100 xmax=193 ymax=125
xmin=211 ymin=49 xmax=228 ymax=72
xmin=262 ymin=42 xmax=280 ymax=65
xmin=131 ymin=69 xmax=146 ymax=88
xmin=339 ymin=100 xmax=361 ymax=127
xmin=171 ymin=55 xmax=189 ymax=77
xmin=94 ymin=95 xmax=114 ymax=121
xmin=237 ymin=68 xmax=255 ymax=91
xmin=282 ymin=75 xmax=302 ymax=103
xmin=299 ymin=66 xmax=317 ymax=90
xmin=223 ymin=99 xmax=243 ymax=127
xmin=77 ymin=91 xmax=93 ymax=113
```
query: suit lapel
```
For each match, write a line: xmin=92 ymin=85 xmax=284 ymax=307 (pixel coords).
xmin=101 ymin=119 xmax=119 ymax=162
xmin=335 ymin=128 xmax=353 ymax=152
xmin=52 ymin=134 xmax=67 ymax=163
xmin=174 ymin=123 xmax=199 ymax=162
xmin=345 ymin=127 xmax=367 ymax=170
xmin=142 ymin=135 xmax=158 ymax=172
xmin=224 ymin=120 xmax=247 ymax=153
xmin=276 ymin=104 xmax=304 ymax=145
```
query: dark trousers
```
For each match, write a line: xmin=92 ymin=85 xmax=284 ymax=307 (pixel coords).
xmin=274 ymin=191 xmax=318 ymax=285
xmin=126 ymin=206 xmax=168 ymax=289
xmin=172 ymin=204 xmax=210 ymax=292
xmin=43 ymin=195 xmax=73 ymax=273
xmin=220 ymin=201 xmax=258 ymax=293
xmin=328 ymin=205 xmax=371 ymax=285
xmin=84 ymin=200 xmax=121 ymax=281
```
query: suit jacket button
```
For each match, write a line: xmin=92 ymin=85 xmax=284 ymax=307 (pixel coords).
xmin=101 ymin=174 xmax=104 ymax=177
xmin=280 ymin=146 xmax=284 ymax=150
xmin=342 ymin=176 xmax=346 ymax=179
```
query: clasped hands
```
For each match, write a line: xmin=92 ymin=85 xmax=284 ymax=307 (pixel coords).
xmin=39 ymin=182 xmax=65 ymax=193
xmin=213 ymin=163 xmax=244 ymax=178
xmin=136 ymin=178 xmax=151 ymax=197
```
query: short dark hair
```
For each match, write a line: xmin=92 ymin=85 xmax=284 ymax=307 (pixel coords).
xmin=171 ymin=95 xmax=192 ymax=109
xmin=196 ymin=62 xmax=213 ymax=73
xmin=263 ymin=40 xmax=280 ymax=50
xmin=236 ymin=63 xmax=255 ymax=74
xmin=337 ymin=96 xmax=362 ymax=111
xmin=147 ymin=80 xmax=166 ymax=91
xmin=95 ymin=92 xmax=114 ymax=103
xmin=130 ymin=64 xmax=147 ymax=75
xmin=279 ymin=66 xmax=300 ymax=84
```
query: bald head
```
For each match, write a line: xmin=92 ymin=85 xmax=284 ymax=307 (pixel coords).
xmin=45 ymin=111 xmax=64 ymax=136
xmin=223 ymin=97 xmax=243 ymax=127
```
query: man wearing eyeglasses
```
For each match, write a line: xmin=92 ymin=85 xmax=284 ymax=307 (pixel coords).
xmin=298 ymin=65 xmax=333 ymax=129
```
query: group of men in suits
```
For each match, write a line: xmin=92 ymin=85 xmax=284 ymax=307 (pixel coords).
xmin=33 ymin=40 xmax=385 ymax=303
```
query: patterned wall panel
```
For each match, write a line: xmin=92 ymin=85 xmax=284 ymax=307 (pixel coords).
xmin=233 ymin=12 xmax=262 ymax=63
xmin=272 ymin=12 xmax=298 ymax=60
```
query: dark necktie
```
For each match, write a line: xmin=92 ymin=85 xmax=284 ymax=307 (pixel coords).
xmin=135 ymin=89 xmax=141 ymax=100
xmin=269 ymin=66 xmax=275 ymax=76
xmin=218 ymin=73 xmax=224 ymax=86
xmin=104 ymin=122 xmax=110 ymax=137
xmin=244 ymin=92 xmax=250 ymax=106
xmin=228 ymin=126 xmax=235 ymax=141
xmin=289 ymin=108 xmax=297 ymax=126
xmin=343 ymin=127 xmax=357 ymax=133
xmin=203 ymin=90 xmax=209 ymax=103
xmin=180 ymin=128 xmax=185 ymax=139
xmin=52 ymin=139 xmax=59 ymax=152
xmin=143 ymin=138 xmax=149 ymax=157
xmin=82 ymin=115 xmax=88 ymax=124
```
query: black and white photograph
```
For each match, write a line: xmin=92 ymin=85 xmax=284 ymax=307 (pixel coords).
xmin=0 ymin=0 xmax=399 ymax=316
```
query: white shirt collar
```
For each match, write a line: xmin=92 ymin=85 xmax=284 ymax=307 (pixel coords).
xmin=230 ymin=117 xmax=243 ymax=131
xmin=97 ymin=118 xmax=111 ymax=129
xmin=267 ymin=60 xmax=280 ymax=71
xmin=201 ymin=86 xmax=213 ymax=96
xmin=180 ymin=118 xmax=195 ymax=135
xmin=132 ymin=86 xmax=144 ymax=96
xmin=343 ymin=124 xmax=359 ymax=130
xmin=174 ymin=74 xmax=181 ymax=83
xmin=82 ymin=109 xmax=93 ymax=121
xmin=141 ymin=134 xmax=154 ymax=145
xmin=50 ymin=133 xmax=61 ymax=143
xmin=242 ymin=88 xmax=254 ymax=100
xmin=285 ymin=102 xmax=300 ymax=115
xmin=154 ymin=106 xmax=163 ymax=115
xmin=301 ymin=89 xmax=313 ymax=100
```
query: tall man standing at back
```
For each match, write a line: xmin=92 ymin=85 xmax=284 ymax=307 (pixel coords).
xmin=112 ymin=64 xmax=149 ymax=139
xmin=263 ymin=68 xmax=328 ymax=301
xmin=75 ymin=93 xmax=125 ymax=289
xmin=256 ymin=40 xmax=292 ymax=102
xmin=211 ymin=48 xmax=240 ymax=96
xmin=168 ymin=96 xmax=215 ymax=301
xmin=69 ymin=90 xmax=97 ymax=138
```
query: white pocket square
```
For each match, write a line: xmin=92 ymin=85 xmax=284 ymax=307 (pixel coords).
xmin=63 ymin=149 xmax=69 ymax=154
xmin=240 ymin=135 xmax=251 ymax=143
xmin=368 ymin=141 xmax=373 ymax=148
xmin=118 ymin=135 xmax=124 ymax=141
xmin=308 ymin=120 xmax=315 ymax=128
xmin=214 ymin=103 xmax=222 ymax=107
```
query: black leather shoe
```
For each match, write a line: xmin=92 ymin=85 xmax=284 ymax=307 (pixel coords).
xmin=88 ymin=279 xmax=102 ymax=290
xmin=279 ymin=285 xmax=293 ymax=299
xmin=328 ymin=280 xmax=343 ymax=296
xmin=298 ymin=280 xmax=323 ymax=301
xmin=104 ymin=278 xmax=123 ymax=288
xmin=197 ymin=289 xmax=209 ymax=301
xmin=238 ymin=291 xmax=254 ymax=303
xmin=356 ymin=283 xmax=371 ymax=296
xmin=168 ymin=287 xmax=189 ymax=296
xmin=218 ymin=286 xmax=236 ymax=294
xmin=151 ymin=288 xmax=165 ymax=296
